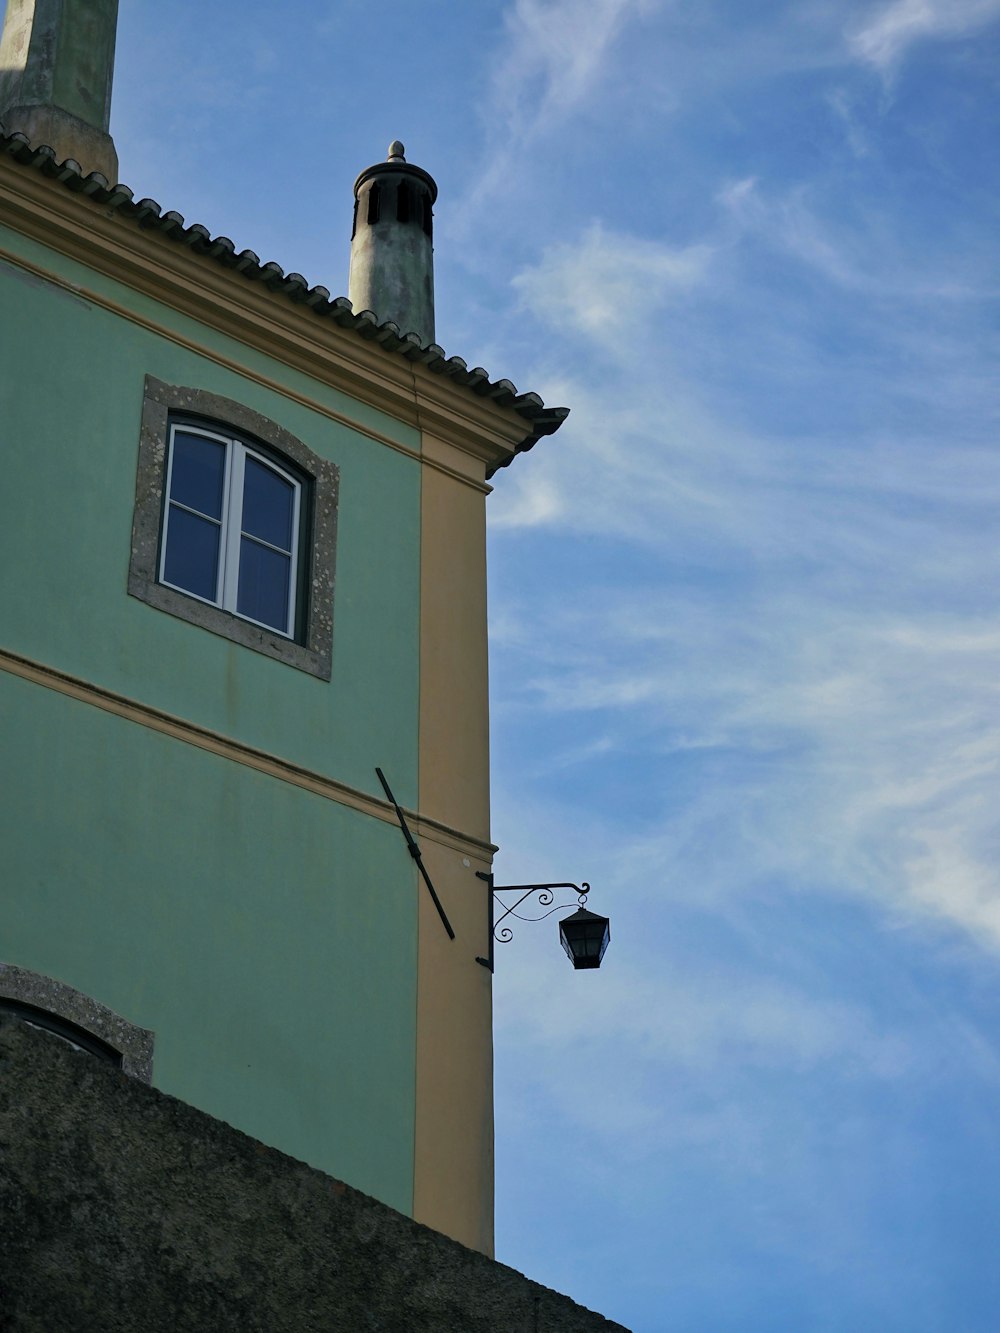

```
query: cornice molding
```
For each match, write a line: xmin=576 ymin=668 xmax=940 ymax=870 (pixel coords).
xmin=0 ymin=157 xmax=523 ymax=477
xmin=0 ymin=236 xmax=501 ymax=497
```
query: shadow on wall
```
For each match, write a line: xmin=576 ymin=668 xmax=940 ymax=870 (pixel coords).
xmin=0 ymin=1017 xmax=629 ymax=1333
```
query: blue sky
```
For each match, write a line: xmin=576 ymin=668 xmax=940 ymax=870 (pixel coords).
xmin=110 ymin=3 xmax=1000 ymax=1329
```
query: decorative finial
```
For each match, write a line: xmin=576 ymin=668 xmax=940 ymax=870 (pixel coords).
xmin=387 ymin=140 xmax=405 ymax=162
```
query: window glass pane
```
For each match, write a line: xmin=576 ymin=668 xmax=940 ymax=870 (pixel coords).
xmin=170 ymin=431 xmax=226 ymax=519
xmin=237 ymin=538 xmax=291 ymax=631
xmin=163 ymin=506 xmax=220 ymax=601
xmin=242 ymin=456 xmax=294 ymax=551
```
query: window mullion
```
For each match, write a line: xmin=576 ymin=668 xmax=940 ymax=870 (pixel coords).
xmin=221 ymin=441 xmax=243 ymax=612
xmin=286 ymin=480 xmax=301 ymax=637
xmin=158 ymin=424 xmax=179 ymax=587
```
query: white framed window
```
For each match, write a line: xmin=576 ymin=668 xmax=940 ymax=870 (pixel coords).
xmin=130 ymin=378 xmax=339 ymax=679
xmin=159 ymin=425 xmax=302 ymax=640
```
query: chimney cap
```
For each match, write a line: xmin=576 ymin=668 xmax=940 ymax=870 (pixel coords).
xmin=352 ymin=143 xmax=437 ymax=204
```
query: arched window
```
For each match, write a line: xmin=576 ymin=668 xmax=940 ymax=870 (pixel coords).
xmin=129 ymin=378 xmax=340 ymax=680
xmin=0 ymin=996 xmax=122 ymax=1064
xmin=160 ymin=425 xmax=303 ymax=640
xmin=0 ymin=964 xmax=154 ymax=1081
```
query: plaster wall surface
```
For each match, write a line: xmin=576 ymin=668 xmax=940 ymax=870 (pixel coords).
xmin=0 ymin=671 xmax=418 ymax=1211
xmin=0 ymin=201 xmax=500 ymax=1248
xmin=0 ymin=231 xmax=422 ymax=805
xmin=0 ymin=229 xmax=424 ymax=1209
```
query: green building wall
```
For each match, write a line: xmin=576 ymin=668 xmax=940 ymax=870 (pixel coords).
xmin=0 ymin=223 xmax=421 ymax=799
xmin=0 ymin=225 xmax=424 ymax=1213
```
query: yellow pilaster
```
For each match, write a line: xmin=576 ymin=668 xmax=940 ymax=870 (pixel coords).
xmin=413 ymin=429 xmax=499 ymax=1254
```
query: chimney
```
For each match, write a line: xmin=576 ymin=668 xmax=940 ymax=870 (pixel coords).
xmin=0 ymin=0 xmax=119 ymax=181
xmin=349 ymin=141 xmax=437 ymax=346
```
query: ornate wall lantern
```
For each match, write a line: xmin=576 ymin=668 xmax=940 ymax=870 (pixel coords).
xmin=475 ymin=875 xmax=610 ymax=973
xmin=376 ymin=769 xmax=613 ymax=973
xmin=558 ymin=906 xmax=611 ymax=970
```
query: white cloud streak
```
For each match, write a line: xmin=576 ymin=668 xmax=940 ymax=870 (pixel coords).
xmin=721 ymin=176 xmax=999 ymax=301
xmin=470 ymin=8 xmax=1000 ymax=1313
xmin=458 ymin=0 xmax=666 ymax=221
xmin=504 ymin=960 xmax=911 ymax=1078
xmin=490 ymin=177 xmax=1000 ymax=950
xmin=495 ymin=0 xmax=656 ymax=124
xmin=494 ymin=568 xmax=1000 ymax=934
xmin=849 ymin=0 xmax=1000 ymax=70
xmin=512 ymin=222 xmax=713 ymax=345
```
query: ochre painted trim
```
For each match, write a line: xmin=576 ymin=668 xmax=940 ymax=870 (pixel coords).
xmin=0 ymin=647 xmax=496 ymax=860
xmin=0 ymin=159 xmax=528 ymax=472
xmin=0 ymin=241 xmax=493 ymax=498
xmin=412 ymin=441 xmax=496 ymax=1257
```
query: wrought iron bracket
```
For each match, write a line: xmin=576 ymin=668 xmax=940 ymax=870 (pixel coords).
xmin=475 ymin=873 xmax=591 ymax=972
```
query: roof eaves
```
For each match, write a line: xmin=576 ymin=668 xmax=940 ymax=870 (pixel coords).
xmin=0 ymin=123 xmax=569 ymax=472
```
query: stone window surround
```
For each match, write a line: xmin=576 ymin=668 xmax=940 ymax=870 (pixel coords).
xmin=129 ymin=377 xmax=339 ymax=680
xmin=0 ymin=963 xmax=154 ymax=1081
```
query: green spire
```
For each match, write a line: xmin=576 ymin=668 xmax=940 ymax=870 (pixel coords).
xmin=0 ymin=0 xmax=120 ymax=180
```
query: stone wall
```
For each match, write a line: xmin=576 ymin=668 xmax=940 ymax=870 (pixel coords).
xmin=0 ymin=1018 xmax=629 ymax=1332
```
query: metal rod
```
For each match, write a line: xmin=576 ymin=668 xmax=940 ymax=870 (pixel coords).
xmin=376 ymin=767 xmax=455 ymax=941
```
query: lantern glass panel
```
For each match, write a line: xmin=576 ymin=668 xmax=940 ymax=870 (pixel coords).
xmin=559 ymin=907 xmax=610 ymax=969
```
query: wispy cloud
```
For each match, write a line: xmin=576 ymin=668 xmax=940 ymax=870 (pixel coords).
xmin=825 ymin=86 xmax=874 ymax=158
xmin=492 ymin=0 xmax=662 ymax=133
xmin=848 ymin=0 xmax=1000 ymax=71
xmin=718 ymin=176 xmax=999 ymax=301
xmin=492 ymin=574 xmax=1000 ymax=945
xmin=481 ymin=7 xmax=1000 ymax=1321
xmin=503 ymin=960 xmax=911 ymax=1079
xmin=490 ymin=160 xmax=1000 ymax=952
xmin=512 ymin=222 xmax=713 ymax=347
xmin=456 ymin=0 xmax=665 ymax=222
